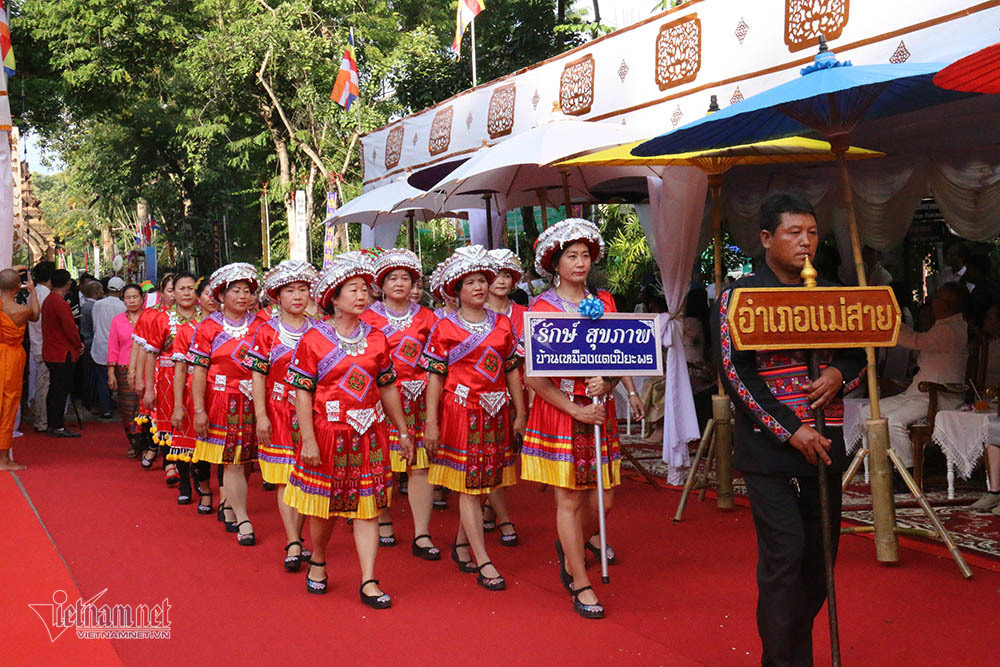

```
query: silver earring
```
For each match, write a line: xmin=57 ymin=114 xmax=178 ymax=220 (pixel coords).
xmin=554 ymin=275 xmax=561 ymax=288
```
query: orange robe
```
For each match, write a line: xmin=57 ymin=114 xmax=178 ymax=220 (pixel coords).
xmin=0 ymin=307 xmax=26 ymax=450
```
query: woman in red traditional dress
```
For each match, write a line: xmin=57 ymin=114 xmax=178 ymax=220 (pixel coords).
xmin=521 ymin=218 xmax=644 ymax=619
xmin=284 ymin=252 xmax=414 ymax=608
xmin=170 ymin=277 xmax=217 ymax=516
xmin=189 ymin=263 xmax=261 ymax=547
xmin=422 ymin=245 xmax=527 ymax=592
xmin=244 ymin=260 xmax=319 ymax=572
xmin=362 ymin=248 xmax=441 ymax=559
xmin=132 ymin=274 xmax=175 ymax=474
xmin=479 ymin=248 xmax=528 ymax=546
xmin=141 ymin=272 xmax=201 ymax=505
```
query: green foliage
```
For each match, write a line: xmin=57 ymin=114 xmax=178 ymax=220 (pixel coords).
xmin=600 ymin=204 xmax=653 ymax=298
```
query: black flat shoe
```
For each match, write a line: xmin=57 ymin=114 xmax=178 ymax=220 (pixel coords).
xmin=360 ymin=579 xmax=391 ymax=609
xmin=217 ymin=501 xmax=226 ymax=522
xmin=476 ymin=562 xmax=506 ymax=591
xmin=497 ymin=522 xmax=518 ymax=547
xmin=378 ymin=521 xmax=397 ymax=547
xmin=482 ymin=502 xmax=497 ymax=532
xmin=236 ymin=519 xmax=255 ymax=546
xmin=140 ymin=449 xmax=156 ymax=469
xmin=177 ymin=493 xmax=192 ymax=505
xmin=412 ymin=534 xmax=441 ymax=561
xmin=299 ymin=536 xmax=312 ymax=561
xmin=262 ymin=481 xmax=277 ymax=491
xmin=284 ymin=541 xmax=305 ymax=572
xmin=571 ymin=585 xmax=605 ymax=619
xmin=451 ymin=541 xmax=477 ymax=573
xmin=305 ymin=560 xmax=327 ymax=594
xmin=585 ymin=533 xmax=616 ymax=565
xmin=555 ymin=540 xmax=574 ymax=594
xmin=164 ymin=463 xmax=180 ymax=487
xmin=197 ymin=490 xmax=213 ymax=515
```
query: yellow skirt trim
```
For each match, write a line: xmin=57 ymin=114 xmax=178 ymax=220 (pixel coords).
xmin=427 ymin=463 xmax=496 ymax=496
xmin=282 ymin=481 xmax=390 ymax=521
xmin=520 ymin=454 xmax=620 ymax=491
xmin=389 ymin=446 xmax=430 ymax=473
xmin=258 ymin=460 xmax=294 ymax=485
xmin=192 ymin=440 xmax=256 ymax=465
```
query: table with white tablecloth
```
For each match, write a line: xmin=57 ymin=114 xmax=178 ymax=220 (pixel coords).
xmin=931 ymin=408 xmax=999 ymax=497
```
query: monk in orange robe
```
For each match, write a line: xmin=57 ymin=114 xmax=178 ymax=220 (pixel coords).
xmin=0 ymin=267 xmax=40 ymax=470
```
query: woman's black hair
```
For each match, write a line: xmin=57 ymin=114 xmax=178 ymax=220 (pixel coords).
xmin=195 ymin=276 xmax=212 ymax=296
xmin=173 ymin=271 xmax=197 ymax=286
xmin=159 ymin=272 xmax=176 ymax=291
xmin=122 ymin=283 xmax=143 ymax=299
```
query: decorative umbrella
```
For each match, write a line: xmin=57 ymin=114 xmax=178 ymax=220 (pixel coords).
xmin=934 ymin=42 xmax=1000 ymax=94
xmin=631 ymin=38 xmax=975 ymax=582
xmin=426 ymin=119 xmax=652 ymax=246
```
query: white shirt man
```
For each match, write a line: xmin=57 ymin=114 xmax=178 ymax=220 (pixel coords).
xmin=861 ymin=284 xmax=969 ymax=469
xmin=27 ymin=281 xmax=51 ymax=430
xmin=91 ymin=279 xmax=127 ymax=367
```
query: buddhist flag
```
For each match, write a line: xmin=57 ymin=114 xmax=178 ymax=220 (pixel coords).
xmin=330 ymin=31 xmax=359 ymax=111
xmin=451 ymin=0 xmax=485 ymax=57
xmin=0 ymin=0 xmax=14 ymax=77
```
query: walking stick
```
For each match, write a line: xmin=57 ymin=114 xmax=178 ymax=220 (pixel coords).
xmin=592 ymin=396 xmax=610 ymax=584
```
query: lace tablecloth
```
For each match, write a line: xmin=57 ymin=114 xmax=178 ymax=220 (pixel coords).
xmin=931 ymin=409 xmax=998 ymax=480
xmin=843 ymin=397 xmax=868 ymax=453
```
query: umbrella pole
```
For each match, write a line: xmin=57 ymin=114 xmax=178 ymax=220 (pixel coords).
xmin=592 ymin=396 xmax=610 ymax=584
xmin=536 ymin=189 xmax=549 ymax=230
xmin=560 ymin=169 xmax=572 ymax=214
xmin=483 ymin=193 xmax=494 ymax=250
xmin=832 ymin=142 xmax=897 ymax=563
xmin=709 ymin=174 xmax=733 ymax=511
xmin=407 ymin=211 xmax=416 ymax=252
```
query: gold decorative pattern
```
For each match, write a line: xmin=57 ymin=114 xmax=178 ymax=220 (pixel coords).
xmin=384 ymin=126 xmax=404 ymax=170
xmin=784 ymin=0 xmax=849 ymax=53
xmin=428 ymin=106 xmax=454 ymax=156
xmin=559 ymin=54 xmax=596 ymax=117
xmin=655 ymin=14 xmax=702 ymax=92
xmin=487 ymin=83 xmax=516 ymax=140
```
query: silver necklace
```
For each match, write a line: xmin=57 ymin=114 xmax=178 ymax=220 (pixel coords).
xmin=458 ymin=311 xmax=491 ymax=336
xmin=277 ymin=319 xmax=307 ymax=349
xmin=221 ymin=313 xmax=251 ymax=340
xmin=336 ymin=325 xmax=368 ymax=357
xmin=383 ymin=302 xmax=415 ymax=332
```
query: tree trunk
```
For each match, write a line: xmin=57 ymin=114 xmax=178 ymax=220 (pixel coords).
xmin=260 ymin=98 xmax=296 ymax=261
xmin=520 ymin=206 xmax=538 ymax=257
xmin=592 ymin=0 xmax=601 ymax=22
xmin=557 ymin=0 xmax=566 ymax=23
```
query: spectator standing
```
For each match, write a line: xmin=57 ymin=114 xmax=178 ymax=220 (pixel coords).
xmin=79 ymin=280 xmax=105 ymax=414
xmin=0 ymin=267 xmax=39 ymax=470
xmin=92 ymin=277 xmax=127 ymax=420
xmin=27 ymin=261 xmax=54 ymax=432
xmin=41 ymin=269 xmax=84 ymax=438
xmin=107 ymin=283 xmax=143 ymax=455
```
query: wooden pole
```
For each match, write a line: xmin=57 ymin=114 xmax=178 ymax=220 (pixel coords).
xmin=674 ymin=419 xmax=715 ymax=522
xmin=483 ymin=193 xmax=494 ymax=250
xmin=831 ymin=137 xmax=898 ymax=563
xmin=560 ymin=170 xmax=572 ymax=214
xmin=536 ymin=189 xmax=549 ymax=230
xmin=407 ymin=211 xmax=416 ymax=251
xmin=708 ymin=174 xmax=734 ymax=511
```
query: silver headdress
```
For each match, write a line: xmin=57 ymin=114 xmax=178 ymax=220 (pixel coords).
xmin=487 ymin=248 xmax=524 ymax=283
xmin=313 ymin=252 xmax=375 ymax=310
xmin=209 ymin=262 xmax=259 ymax=300
xmin=439 ymin=245 xmax=497 ymax=298
xmin=533 ymin=218 xmax=605 ymax=279
xmin=374 ymin=248 xmax=422 ymax=287
xmin=262 ymin=260 xmax=320 ymax=299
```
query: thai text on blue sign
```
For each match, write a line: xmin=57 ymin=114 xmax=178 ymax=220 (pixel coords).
xmin=523 ymin=312 xmax=665 ymax=377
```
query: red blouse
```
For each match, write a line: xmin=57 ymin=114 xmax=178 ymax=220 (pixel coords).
xmin=244 ymin=317 xmax=312 ymax=398
xmin=361 ymin=301 xmax=437 ymax=385
xmin=420 ymin=310 xmax=520 ymax=399
xmin=142 ymin=307 xmax=199 ymax=361
xmin=187 ymin=312 xmax=259 ymax=392
xmin=285 ymin=321 xmax=396 ymax=431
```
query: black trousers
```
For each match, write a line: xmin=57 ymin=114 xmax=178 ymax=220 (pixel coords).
xmin=45 ymin=355 xmax=77 ymax=431
xmin=743 ymin=471 xmax=842 ymax=667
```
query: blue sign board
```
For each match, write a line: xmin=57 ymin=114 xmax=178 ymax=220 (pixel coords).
xmin=523 ymin=312 xmax=665 ymax=377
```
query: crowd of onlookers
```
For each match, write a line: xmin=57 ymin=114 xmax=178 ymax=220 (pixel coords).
xmin=17 ymin=260 xmax=145 ymax=440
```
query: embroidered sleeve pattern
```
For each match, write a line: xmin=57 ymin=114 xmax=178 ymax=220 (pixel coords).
xmin=285 ymin=330 xmax=319 ymax=392
xmin=285 ymin=366 xmax=316 ymax=392
xmin=419 ymin=321 xmax=449 ymax=376
xmin=718 ymin=289 xmax=793 ymax=442
xmin=188 ymin=321 xmax=214 ymax=369
xmin=243 ymin=325 xmax=272 ymax=375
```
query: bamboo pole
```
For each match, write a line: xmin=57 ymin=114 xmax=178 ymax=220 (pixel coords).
xmin=708 ymin=174 xmax=734 ymax=511
xmin=831 ymin=137 xmax=898 ymax=562
xmin=674 ymin=419 xmax=715 ymax=522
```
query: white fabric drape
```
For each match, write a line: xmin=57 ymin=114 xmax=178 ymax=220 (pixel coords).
xmin=465 ymin=206 xmax=505 ymax=249
xmin=636 ymin=170 xmax=707 ymax=483
xmin=359 ymin=219 xmax=405 ymax=250
xmin=928 ymin=155 xmax=1000 ymax=242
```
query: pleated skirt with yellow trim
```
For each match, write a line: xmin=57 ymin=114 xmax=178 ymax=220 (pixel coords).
xmin=427 ymin=397 xmax=516 ymax=495
xmin=258 ymin=397 xmax=300 ymax=484
xmin=521 ymin=395 xmax=621 ymax=490
xmin=284 ymin=421 xmax=392 ymax=520
xmin=193 ymin=389 xmax=257 ymax=464
xmin=389 ymin=390 xmax=429 ymax=472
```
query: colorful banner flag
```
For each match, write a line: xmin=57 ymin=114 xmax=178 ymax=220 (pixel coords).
xmin=330 ymin=32 xmax=359 ymax=110
xmin=451 ymin=0 xmax=485 ymax=56
xmin=0 ymin=0 xmax=14 ymax=77
xmin=323 ymin=192 xmax=337 ymax=268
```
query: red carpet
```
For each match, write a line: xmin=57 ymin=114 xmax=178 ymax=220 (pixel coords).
xmin=5 ymin=420 xmax=999 ymax=666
